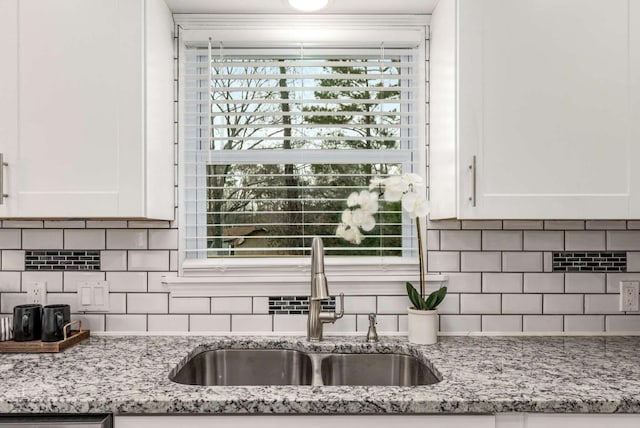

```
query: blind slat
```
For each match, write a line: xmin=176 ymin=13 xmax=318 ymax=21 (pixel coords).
xmin=189 ymin=111 xmax=410 ymax=118
xmin=184 ymin=123 xmax=410 ymax=130
xmin=192 ymin=99 xmax=413 ymax=105
xmin=182 ymin=150 xmax=412 ymax=165
xmin=189 ymin=86 xmax=415 ymax=93
xmin=189 ymin=247 xmax=409 ymax=254
xmin=185 ymin=60 xmax=416 ymax=67
xmin=182 ymin=136 xmax=420 ymax=142
xmin=189 ymin=73 xmax=414 ymax=81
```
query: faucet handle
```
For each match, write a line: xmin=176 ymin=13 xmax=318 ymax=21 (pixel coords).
xmin=368 ymin=313 xmax=376 ymax=326
xmin=334 ymin=293 xmax=344 ymax=319
xmin=367 ymin=313 xmax=378 ymax=343
xmin=318 ymin=293 xmax=344 ymax=324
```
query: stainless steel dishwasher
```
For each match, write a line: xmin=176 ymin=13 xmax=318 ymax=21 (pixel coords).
xmin=0 ymin=415 xmax=112 ymax=427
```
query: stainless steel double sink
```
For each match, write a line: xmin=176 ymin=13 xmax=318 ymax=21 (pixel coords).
xmin=170 ymin=349 xmax=440 ymax=387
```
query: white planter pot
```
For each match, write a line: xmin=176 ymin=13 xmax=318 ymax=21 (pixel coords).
xmin=407 ymin=307 xmax=438 ymax=345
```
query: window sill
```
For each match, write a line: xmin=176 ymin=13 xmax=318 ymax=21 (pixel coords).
xmin=165 ymin=257 xmax=447 ymax=297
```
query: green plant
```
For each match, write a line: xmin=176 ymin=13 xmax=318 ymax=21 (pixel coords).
xmin=406 ymin=281 xmax=447 ymax=311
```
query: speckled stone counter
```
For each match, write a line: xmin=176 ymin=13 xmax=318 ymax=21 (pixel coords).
xmin=1 ymin=335 xmax=639 ymax=414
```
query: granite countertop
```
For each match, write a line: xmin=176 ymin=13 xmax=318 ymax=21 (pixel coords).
xmin=0 ymin=335 xmax=639 ymax=414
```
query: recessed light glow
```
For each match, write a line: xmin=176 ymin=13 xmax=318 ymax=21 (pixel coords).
xmin=288 ymin=0 xmax=329 ymax=12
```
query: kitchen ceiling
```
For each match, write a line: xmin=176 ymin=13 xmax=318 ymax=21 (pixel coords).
xmin=164 ymin=0 xmax=437 ymax=14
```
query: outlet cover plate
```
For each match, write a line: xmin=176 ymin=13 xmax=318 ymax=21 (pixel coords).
xmin=620 ymin=281 xmax=640 ymax=311
xmin=26 ymin=282 xmax=47 ymax=306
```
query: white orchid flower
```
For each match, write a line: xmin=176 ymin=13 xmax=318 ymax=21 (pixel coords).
xmin=357 ymin=190 xmax=379 ymax=215
xmin=383 ymin=188 xmax=402 ymax=202
xmin=347 ymin=227 xmax=364 ymax=244
xmin=341 ymin=208 xmax=358 ymax=227
xmin=382 ymin=175 xmax=408 ymax=202
xmin=368 ymin=176 xmax=386 ymax=190
xmin=340 ymin=225 xmax=363 ymax=244
xmin=338 ymin=173 xmax=429 ymax=245
xmin=350 ymin=208 xmax=364 ymax=226
xmin=341 ymin=208 xmax=353 ymax=225
xmin=402 ymin=191 xmax=429 ymax=219
xmin=402 ymin=173 xmax=424 ymax=187
xmin=361 ymin=213 xmax=376 ymax=231
xmin=346 ymin=191 xmax=359 ymax=208
xmin=348 ymin=208 xmax=375 ymax=231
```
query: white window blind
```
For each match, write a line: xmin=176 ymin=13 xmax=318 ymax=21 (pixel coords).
xmin=181 ymin=40 xmax=425 ymax=261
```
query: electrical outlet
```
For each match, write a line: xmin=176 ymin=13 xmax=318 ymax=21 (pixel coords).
xmin=26 ymin=282 xmax=47 ymax=305
xmin=620 ymin=281 xmax=640 ymax=311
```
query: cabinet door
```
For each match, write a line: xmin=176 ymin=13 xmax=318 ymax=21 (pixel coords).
xmin=527 ymin=414 xmax=640 ymax=428
xmin=458 ymin=0 xmax=634 ymax=219
xmin=15 ymin=0 xmax=145 ymax=217
xmin=114 ymin=415 xmax=496 ymax=428
xmin=0 ymin=0 xmax=18 ymax=217
xmin=630 ymin=0 xmax=640 ymax=217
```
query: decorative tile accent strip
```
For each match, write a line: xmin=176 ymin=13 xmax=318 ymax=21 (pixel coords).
xmin=25 ymin=250 xmax=101 ymax=271
xmin=552 ymin=251 xmax=626 ymax=272
xmin=269 ymin=296 xmax=336 ymax=315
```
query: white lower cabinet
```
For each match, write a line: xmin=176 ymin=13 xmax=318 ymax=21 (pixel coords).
xmin=115 ymin=414 xmax=640 ymax=428
xmin=114 ymin=415 xmax=495 ymax=428
xmin=495 ymin=413 xmax=640 ymax=428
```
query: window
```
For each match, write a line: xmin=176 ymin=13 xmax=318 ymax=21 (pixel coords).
xmin=177 ymin=17 xmax=427 ymax=286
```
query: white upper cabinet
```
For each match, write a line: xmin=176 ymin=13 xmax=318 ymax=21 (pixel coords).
xmin=430 ymin=0 xmax=640 ymax=219
xmin=0 ymin=0 xmax=18 ymax=216
xmin=0 ymin=0 xmax=174 ymax=219
xmin=630 ymin=0 xmax=640 ymax=217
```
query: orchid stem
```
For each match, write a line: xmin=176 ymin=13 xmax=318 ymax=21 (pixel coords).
xmin=416 ymin=217 xmax=425 ymax=300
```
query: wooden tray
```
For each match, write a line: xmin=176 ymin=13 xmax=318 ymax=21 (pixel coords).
xmin=0 ymin=320 xmax=90 ymax=353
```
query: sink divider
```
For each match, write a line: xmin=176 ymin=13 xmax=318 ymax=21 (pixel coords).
xmin=308 ymin=353 xmax=327 ymax=387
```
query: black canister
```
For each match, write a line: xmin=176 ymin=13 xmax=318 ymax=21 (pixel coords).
xmin=12 ymin=304 xmax=42 ymax=341
xmin=41 ymin=304 xmax=71 ymax=342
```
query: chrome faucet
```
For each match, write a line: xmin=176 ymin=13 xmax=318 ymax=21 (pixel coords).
xmin=307 ymin=237 xmax=344 ymax=342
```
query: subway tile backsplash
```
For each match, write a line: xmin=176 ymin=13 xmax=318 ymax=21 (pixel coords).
xmin=423 ymin=222 xmax=640 ymax=333
xmin=1 ymin=219 xmax=639 ymax=334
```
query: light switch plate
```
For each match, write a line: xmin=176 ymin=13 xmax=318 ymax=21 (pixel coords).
xmin=77 ymin=281 xmax=110 ymax=312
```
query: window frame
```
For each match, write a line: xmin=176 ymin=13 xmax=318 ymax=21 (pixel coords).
xmin=173 ymin=14 xmax=430 ymax=294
